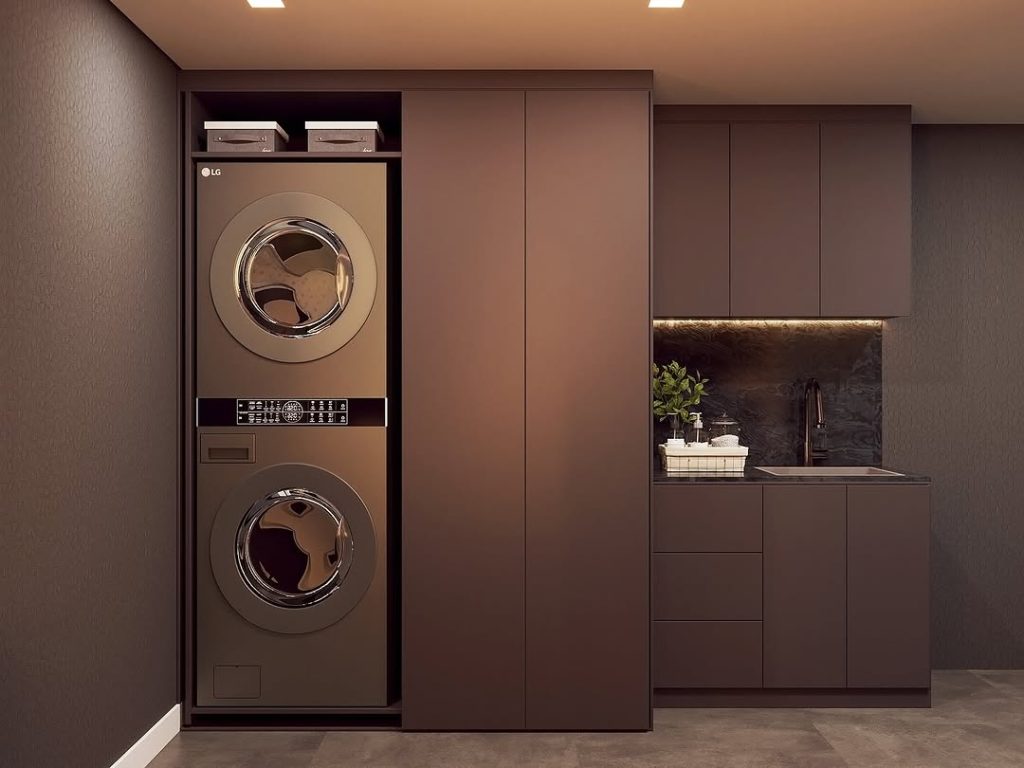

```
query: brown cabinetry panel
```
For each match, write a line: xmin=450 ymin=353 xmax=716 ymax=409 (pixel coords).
xmin=653 ymin=621 xmax=762 ymax=688
xmin=654 ymin=122 xmax=730 ymax=317
xmin=729 ymin=122 xmax=820 ymax=317
xmin=820 ymin=122 xmax=912 ymax=317
xmin=401 ymin=90 xmax=526 ymax=730
xmin=763 ymin=485 xmax=846 ymax=688
xmin=848 ymin=485 xmax=931 ymax=688
xmin=653 ymin=554 xmax=762 ymax=620
xmin=525 ymin=89 xmax=651 ymax=730
xmin=653 ymin=484 xmax=762 ymax=552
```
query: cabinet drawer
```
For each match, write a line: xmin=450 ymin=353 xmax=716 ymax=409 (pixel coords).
xmin=653 ymin=485 xmax=762 ymax=552
xmin=653 ymin=621 xmax=762 ymax=688
xmin=653 ymin=553 xmax=762 ymax=620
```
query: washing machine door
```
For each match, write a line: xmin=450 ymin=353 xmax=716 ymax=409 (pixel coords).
xmin=210 ymin=463 xmax=377 ymax=634
xmin=209 ymin=192 xmax=378 ymax=363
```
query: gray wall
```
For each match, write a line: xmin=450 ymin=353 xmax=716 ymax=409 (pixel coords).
xmin=885 ymin=126 xmax=1024 ymax=668
xmin=0 ymin=2 xmax=179 ymax=767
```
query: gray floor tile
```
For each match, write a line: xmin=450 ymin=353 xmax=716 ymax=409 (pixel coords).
xmin=310 ymin=731 xmax=577 ymax=768
xmin=146 ymin=672 xmax=1024 ymax=768
xmin=149 ymin=731 xmax=324 ymax=768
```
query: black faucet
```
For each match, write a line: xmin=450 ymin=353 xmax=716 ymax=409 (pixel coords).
xmin=803 ymin=378 xmax=828 ymax=466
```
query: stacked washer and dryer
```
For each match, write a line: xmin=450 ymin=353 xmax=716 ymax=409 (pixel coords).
xmin=194 ymin=163 xmax=389 ymax=708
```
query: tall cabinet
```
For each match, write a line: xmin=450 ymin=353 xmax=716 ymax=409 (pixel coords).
xmin=403 ymin=87 xmax=651 ymax=730
xmin=401 ymin=90 xmax=527 ymax=730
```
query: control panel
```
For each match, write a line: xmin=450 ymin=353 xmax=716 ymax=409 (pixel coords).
xmin=197 ymin=397 xmax=386 ymax=428
xmin=237 ymin=399 xmax=348 ymax=425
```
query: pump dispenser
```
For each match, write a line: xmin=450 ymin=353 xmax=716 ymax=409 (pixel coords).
xmin=690 ymin=412 xmax=707 ymax=445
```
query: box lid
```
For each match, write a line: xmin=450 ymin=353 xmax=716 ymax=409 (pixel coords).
xmin=305 ymin=121 xmax=382 ymax=133
xmin=203 ymin=121 xmax=289 ymax=141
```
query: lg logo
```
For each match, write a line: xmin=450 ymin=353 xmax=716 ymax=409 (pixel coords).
xmin=201 ymin=167 xmax=223 ymax=178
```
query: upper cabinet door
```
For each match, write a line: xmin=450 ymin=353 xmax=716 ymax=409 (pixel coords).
xmin=401 ymin=90 xmax=527 ymax=730
xmin=820 ymin=122 xmax=912 ymax=317
xmin=654 ymin=122 xmax=730 ymax=317
xmin=525 ymin=89 xmax=651 ymax=730
xmin=730 ymin=122 xmax=820 ymax=317
xmin=847 ymin=485 xmax=930 ymax=688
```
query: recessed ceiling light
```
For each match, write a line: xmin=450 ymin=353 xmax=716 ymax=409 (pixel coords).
xmin=649 ymin=0 xmax=685 ymax=7
xmin=248 ymin=0 xmax=285 ymax=8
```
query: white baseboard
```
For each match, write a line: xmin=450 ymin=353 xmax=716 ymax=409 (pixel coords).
xmin=109 ymin=704 xmax=180 ymax=768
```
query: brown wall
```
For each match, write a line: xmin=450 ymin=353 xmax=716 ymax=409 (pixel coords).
xmin=0 ymin=2 xmax=179 ymax=766
xmin=885 ymin=126 xmax=1024 ymax=668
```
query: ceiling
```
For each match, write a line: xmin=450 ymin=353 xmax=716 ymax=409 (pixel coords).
xmin=111 ymin=0 xmax=1024 ymax=123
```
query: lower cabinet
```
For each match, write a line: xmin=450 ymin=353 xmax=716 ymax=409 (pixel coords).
xmin=653 ymin=482 xmax=931 ymax=698
xmin=653 ymin=622 xmax=762 ymax=688
xmin=763 ymin=485 xmax=847 ymax=688
xmin=848 ymin=485 xmax=931 ymax=688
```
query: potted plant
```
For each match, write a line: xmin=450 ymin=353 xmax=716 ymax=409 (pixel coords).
xmin=652 ymin=361 xmax=709 ymax=445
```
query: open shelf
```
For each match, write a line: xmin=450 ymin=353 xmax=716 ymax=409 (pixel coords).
xmin=189 ymin=90 xmax=402 ymax=153
xmin=192 ymin=151 xmax=401 ymax=162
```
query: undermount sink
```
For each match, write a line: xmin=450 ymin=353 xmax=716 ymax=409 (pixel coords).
xmin=755 ymin=466 xmax=905 ymax=478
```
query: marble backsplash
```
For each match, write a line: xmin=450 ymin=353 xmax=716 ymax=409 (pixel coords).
xmin=653 ymin=321 xmax=882 ymax=466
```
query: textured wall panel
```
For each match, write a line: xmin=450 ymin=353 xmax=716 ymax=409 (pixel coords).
xmin=885 ymin=126 xmax=1024 ymax=668
xmin=0 ymin=2 xmax=178 ymax=767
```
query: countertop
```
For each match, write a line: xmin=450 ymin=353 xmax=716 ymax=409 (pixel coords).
xmin=653 ymin=467 xmax=931 ymax=484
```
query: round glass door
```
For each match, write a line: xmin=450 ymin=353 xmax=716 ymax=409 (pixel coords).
xmin=236 ymin=489 xmax=354 ymax=609
xmin=209 ymin=191 xmax=379 ymax=364
xmin=237 ymin=218 xmax=354 ymax=339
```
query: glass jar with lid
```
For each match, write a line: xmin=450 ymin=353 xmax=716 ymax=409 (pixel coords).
xmin=709 ymin=412 xmax=742 ymax=447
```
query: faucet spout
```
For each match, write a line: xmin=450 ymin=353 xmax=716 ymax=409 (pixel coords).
xmin=803 ymin=378 xmax=828 ymax=466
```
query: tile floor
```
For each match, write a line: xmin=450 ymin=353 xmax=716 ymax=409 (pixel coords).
xmin=150 ymin=671 xmax=1024 ymax=767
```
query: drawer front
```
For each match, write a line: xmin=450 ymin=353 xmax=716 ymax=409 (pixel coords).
xmin=653 ymin=553 xmax=762 ymax=620
xmin=653 ymin=621 xmax=763 ymax=688
xmin=653 ymin=485 xmax=762 ymax=552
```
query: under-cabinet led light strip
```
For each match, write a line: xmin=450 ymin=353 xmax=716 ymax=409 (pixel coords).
xmin=653 ymin=319 xmax=884 ymax=327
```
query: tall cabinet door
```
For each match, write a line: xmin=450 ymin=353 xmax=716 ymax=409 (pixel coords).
xmin=730 ymin=122 xmax=820 ymax=317
xmin=402 ymin=90 xmax=527 ymax=730
xmin=763 ymin=485 xmax=847 ymax=688
xmin=525 ymin=90 xmax=651 ymax=730
xmin=654 ymin=122 xmax=730 ymax=317
xmin=848 ymin=485 xmax=930 ymax=688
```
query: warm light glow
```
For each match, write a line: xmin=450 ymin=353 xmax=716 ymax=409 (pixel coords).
xmin=649 ymin=0 xmax=685 ymax=7
xmin=248 ymin=0 xmax=285 ymax=7
xmin=653 ymin=319 xmax=883 ymax=327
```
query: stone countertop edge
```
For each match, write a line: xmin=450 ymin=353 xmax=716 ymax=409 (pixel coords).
xmin=652 ymin=467 xmax=932 ymax=484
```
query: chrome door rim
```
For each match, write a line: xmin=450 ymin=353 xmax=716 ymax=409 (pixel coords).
xmin=235 ymin=488 xmax=355 ymax=608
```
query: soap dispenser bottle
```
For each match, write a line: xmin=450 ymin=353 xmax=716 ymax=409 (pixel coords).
xmin=690 ymin=412 xmax=707 ymax=446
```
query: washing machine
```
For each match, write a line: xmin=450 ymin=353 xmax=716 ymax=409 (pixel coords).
xmin=194 ymin=162 xmax=390 ymax=708
xmin=195 ymin=421 xmax=388 ymax=707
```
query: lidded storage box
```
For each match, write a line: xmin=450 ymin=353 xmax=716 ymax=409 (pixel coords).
xmin=204 ymin=122 xmax=288 ymax=153
xmin=306 ymin=121 xmax=383 ymax=153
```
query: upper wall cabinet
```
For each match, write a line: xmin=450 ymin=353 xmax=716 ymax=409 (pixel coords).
xmin=730 ymin=122 xmax=821 ymax=317
xmin=654 ymin=107 xmax=912 ymax=318
xmin=654 ymin=123 xmax=730 ymax=317
xmin=820 ymin=122 xmax=912 ymax=317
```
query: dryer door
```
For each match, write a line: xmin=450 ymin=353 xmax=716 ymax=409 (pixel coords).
xmin=210 ymin=463 xmax=377 ymax=634
xmin=209 ymin=193 xmax=378 ymax=363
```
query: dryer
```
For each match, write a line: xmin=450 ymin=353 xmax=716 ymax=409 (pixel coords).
xmin=196 ymin=162 xmax=387 ymax=398
xmin=193 ymin=162 xmax=390 ymax=709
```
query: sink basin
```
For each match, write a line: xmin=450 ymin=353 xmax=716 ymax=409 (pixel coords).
xmin=755 ymin=466 xmax=904 ymax=478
